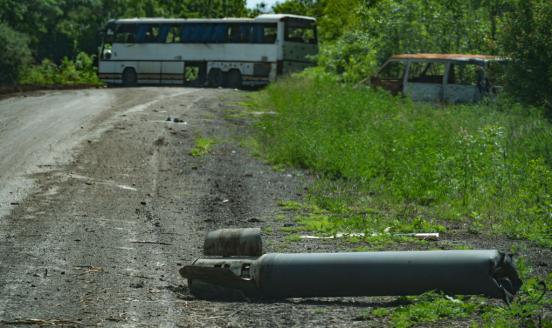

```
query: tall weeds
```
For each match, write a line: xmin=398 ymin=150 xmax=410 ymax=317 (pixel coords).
xmin=256 ymin=75 xmax=552 ymax=247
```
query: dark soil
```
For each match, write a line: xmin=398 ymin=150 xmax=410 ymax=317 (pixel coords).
xmin=0 ymin=87 xmax=549 ymax=327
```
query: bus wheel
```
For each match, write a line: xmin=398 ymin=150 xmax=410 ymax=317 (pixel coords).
xmin=227 ymin=69 xmax=242 ymax=89
xmin=122 ymin=67 xmax=137 ymax=86
xmin=208 ymin=68 xmax=224 ymax=87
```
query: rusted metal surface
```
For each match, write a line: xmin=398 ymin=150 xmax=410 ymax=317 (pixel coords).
xmin=444 ymin=84 xmax=482 ymax=103
xmin=391 ymin=53 xmax=502 ymax=63
xmin=404 ymin=82 xmax=443 ymax=102
xmin=203 ymin=228 xmax=262 ymax=257
xmin=371 ymin=53 xmax=507 ymax=104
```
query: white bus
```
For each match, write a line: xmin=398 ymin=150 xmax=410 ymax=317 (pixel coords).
xmin=98 ymin=14 xmax=318 ymax=88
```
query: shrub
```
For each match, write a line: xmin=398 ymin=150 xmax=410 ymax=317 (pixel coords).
xmin=19 ymin=52 xmax=102 ymax=85
xmin=0 ymin=23 xmax=32 ymax=84
xmin=316 ymin=31 xmax=378 ymax=83
xmin=500 ymin=0 xmax=552 ymax=113
xmin=255 ymin=75 xmax=552 ymax=247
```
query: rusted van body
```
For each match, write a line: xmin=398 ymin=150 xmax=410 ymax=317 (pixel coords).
xmin=371 ymin=54 xmax=507 ymax=103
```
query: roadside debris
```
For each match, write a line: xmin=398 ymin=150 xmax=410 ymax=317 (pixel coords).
xmin=369 ymin=53 xmax=508 ymax=103
xmin=165 ymin=116 xmax=186 ymax=124
xmin=180 ymin=228 xmax=521 ymax=302
xmin=299 ymin=232 xmax=440 ymax=241
xmin=130 ymin=240 xmax=171 ymax=246
xmin=203 ymin=228 xmax=262 ymax=257
xmin=130 ymin=282 xmax=144 ymax=288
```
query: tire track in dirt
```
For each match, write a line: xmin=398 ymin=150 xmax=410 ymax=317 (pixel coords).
xmin=1 ymin=87 xmax=397 ymax=327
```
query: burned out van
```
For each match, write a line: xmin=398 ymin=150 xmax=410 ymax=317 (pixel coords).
xmin=370 ymin=54 xmax=507 ymax=103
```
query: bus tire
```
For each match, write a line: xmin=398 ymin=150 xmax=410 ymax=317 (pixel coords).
xmin=122 ymin=67 xmax=137 ymax=86
xmin=208 ymin=68 xmax=224 ymax=88
xmin=227 ymin=69 xmax=242 ymax=89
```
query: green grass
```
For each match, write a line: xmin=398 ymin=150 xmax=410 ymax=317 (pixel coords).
xmin=363 ymin=266 xmax=552 ymax=328
xmin=189 ymin=137 xmax=216 ymax=157
xmin=353 ymin=266 xmax=551 ymax=327
xmin=253 ymin=75 xmax=552 ymax=249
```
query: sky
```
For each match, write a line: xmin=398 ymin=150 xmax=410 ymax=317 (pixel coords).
xmin=246 ymin=0 xmax=279 ymax=9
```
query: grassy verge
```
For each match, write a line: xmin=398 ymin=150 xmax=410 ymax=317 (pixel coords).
xmin=254 ymin=75 xmax=552 ymax=249
xmin=250 ymin=74 xmax=552 ymax=327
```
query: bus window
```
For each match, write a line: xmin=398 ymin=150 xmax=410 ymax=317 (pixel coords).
xmin=115 ymin=24 xmax=137 ymax=43
xmin=262 ymin=24 xmax=277 ymax=43
xmin=285 ymin=21 xmax=316 ymax=44
xmin=160 ymin=25 xmax=181 ymax=43
xmin=181 ymin=25 xmax=192 ymax=42
xmin=145 ymin=25 xmax=160 ymax=42
xmin=227 ymin=24 xmax=242 ymax=43
xmin=203 ymin=25 xmax=215 ymax=42
xmin=250 ymin=24 xmax=276 ymax=43
xmin=184 ymin=24 xmax=208 ymax=43
xmin=212 ymin=24 xmax=226 ymax=43
xmin=135 ymin=24 xmax=160 ymax=43
xmin=241 ymin=24 xmax=254 ymax=43
xmin=226 ymin=24 xmax=253 ymax=43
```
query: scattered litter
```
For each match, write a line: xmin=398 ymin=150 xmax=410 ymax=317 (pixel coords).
xmin=250 ymin=111 xmax=277 ymax=116
xmin=130 ymin=241 xmax=172 ymax=246
xmin=74 ymin=266 xmax=104 ymax=274
xmin=117 ymin=185 xmax=137 ymax=191
xmin=165 ymin=116 xmax=186 ymax=124
xmin=64 ymin=174 xmax=138 ymax=192
xmin=299 ymin=232 xmax=440 ymax=241
xmin=130 ymin=282 xmax=144 ymax=288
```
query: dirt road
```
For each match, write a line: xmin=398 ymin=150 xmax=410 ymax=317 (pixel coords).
xmin=0 ymin=87 xmax=370 ymax=327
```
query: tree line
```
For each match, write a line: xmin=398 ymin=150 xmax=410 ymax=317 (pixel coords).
xmin=1 ymin=0 xmax=551 ymax=111
xmin=0 ymin=0 xmax=250 ymax=84
xmin=276 ymin=0 xmax=551 ymax=111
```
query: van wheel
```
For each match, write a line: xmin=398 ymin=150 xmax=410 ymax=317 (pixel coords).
xmin=122 ymin=68 xmax=137 ymax=86
xmin=227 ymin=69 xmax=242 ymax=89
xmin=208 ymin=68 xmax=224 ymax=87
